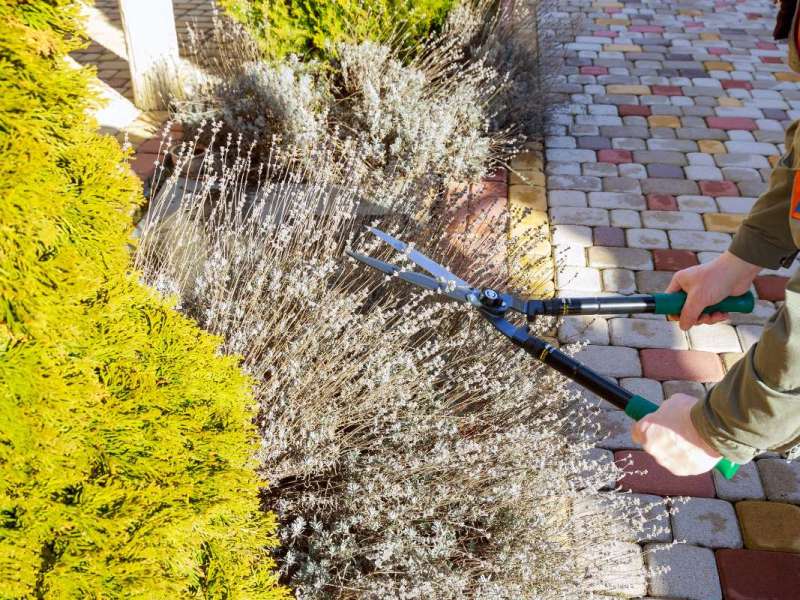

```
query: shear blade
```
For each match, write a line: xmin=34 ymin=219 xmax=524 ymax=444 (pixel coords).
xmin=366 ymin=227 xmax=469 ymax=287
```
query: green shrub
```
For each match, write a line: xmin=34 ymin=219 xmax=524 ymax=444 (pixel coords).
xmin=218 ymin=0 xmax=455 ymax=60
xmin=0 ymin=2 xmax=287 ymax=597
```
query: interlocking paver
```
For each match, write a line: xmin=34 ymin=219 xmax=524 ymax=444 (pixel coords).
xmin=609 ymin=318 xmax=687 ymax=349
xmin=735 ymin=501 xmax=800 ymax=553
xmin=716 ymin=549 xmax=800 ymax=600
xmin=757 ymin=459 xmax=800 ymax=504
xmin=546 ymin=0 xmax=793 ymax=592
xmin=670 ymin=497 xmax=742 ymax=549
xmin=713 ymin=460 xmax=765 ymax=501
xmin=644 ymin=543 xmax=722 ymax=600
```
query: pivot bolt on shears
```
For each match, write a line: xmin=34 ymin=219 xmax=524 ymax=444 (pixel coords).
xmin=347 ymin=227 xmax=756 ymax=480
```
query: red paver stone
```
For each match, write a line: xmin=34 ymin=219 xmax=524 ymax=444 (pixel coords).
xmin=131 ymin=152 xmax=158 ymax=179
xmin=708 ymin=47 xmax=727 ymax=55
xmin=716 ymin=549 xmax=800 ymax=600
xmin=706 ymin=116 xmax=758 ymax=130
xmin=594 ymin=226 xmax=625 ymax=247
xmin=757 ymin=41 xmax=779 ymax=50
xmin=699 ymin=180 xmax=739 ymax=197
xmin=722 ymin=80 xmax=753 ymax=90
xmin=651 ymin=85 xmax=683 ymax=96
xmin=619 ymin=104 xmax=651 ymax=117
xmin=754 ymin=275 xmax=789 ymax=301
xmin=594 ymin=31 xmax=618 ymax=38
xmin=597 ymin=149 xmax=633 ymax=164
xmin=484 ymin=167 xmax=507 ymax=182
xmin=136 ymin=136 xmax=163 ymax=154
xmin=474 ymin=179 xmax=507 ymax=198
xmin=647 ymin=193 xmax=678 ymax=210
xmin=761 ymin=56 xmax=783 ymax=64
xmin=653 ymin=249 xmax=698 ymax=271
xmin=641 ymin=348 xmax=725 ymax=382
xmin=581 ymin=66 xmax=608 ymax=75
xmin=614 ymin=450 xmax=716 ymax=497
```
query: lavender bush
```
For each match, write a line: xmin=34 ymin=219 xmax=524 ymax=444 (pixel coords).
xmin=135 ymin=137 xmax=652 ymax=598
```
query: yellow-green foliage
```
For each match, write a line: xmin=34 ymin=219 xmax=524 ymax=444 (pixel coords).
xmin=0 ymin=2 xmax=288 ymax=597
xmin=219 ymin=0 xmax=455 ymax=60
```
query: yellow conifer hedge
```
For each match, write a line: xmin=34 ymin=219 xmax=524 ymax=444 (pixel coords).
xmin=0 ymin=2 xmax=287 ymax=597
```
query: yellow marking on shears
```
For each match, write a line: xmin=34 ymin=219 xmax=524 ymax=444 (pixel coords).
xmin=539 ymin=346 xmax=550 ymax=361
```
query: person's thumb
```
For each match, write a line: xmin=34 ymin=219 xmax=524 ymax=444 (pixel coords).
xmin=631 ymin=418 xmax=650 ymax=445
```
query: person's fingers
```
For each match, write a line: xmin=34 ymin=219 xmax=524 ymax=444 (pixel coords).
xmin=665 ymin=273 xmax=683 ymax=294
xmin=680 ymin=291 xmax=707 ymax=331
xmin=707 ymin=311 xmax=728 ymax=324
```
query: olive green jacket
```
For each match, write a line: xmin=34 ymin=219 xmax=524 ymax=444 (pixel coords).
xmin=690 ymin=6 xmax=800 ymax=462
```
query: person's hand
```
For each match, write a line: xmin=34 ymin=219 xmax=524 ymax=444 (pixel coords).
xmin=666 ymin=251 xmax=760 ymax=330
xmin=631 ymin=394 xmax=722 ymax=476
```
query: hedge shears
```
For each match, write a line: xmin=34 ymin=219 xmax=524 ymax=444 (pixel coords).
xmin=347 ymin=227 xmax=755 ymax=479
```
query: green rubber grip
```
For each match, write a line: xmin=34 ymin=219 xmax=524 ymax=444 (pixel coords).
xmin=624 ymin=395 xmax=740 ymax=480
xmin=652 ymin=291 xmax=754 ymax=316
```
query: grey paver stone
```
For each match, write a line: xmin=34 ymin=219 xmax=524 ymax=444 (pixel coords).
xmin=549 ymin=190 xmax=588 ymax=207
xmin=712 ymin=460 xmax=765 ymax=501
xmin=558 ymin=315 xmax=610 ymax=345
xmin=738 ymin=180 xmax=768 ymax=197
xmin=620 ymin=377 xmax=665 ymax=401
xmin=602 ymin=268 xmax=636 ymax=293
xmin=724 ymin=141 xmax=779 ymax=156
xmin=548 ymin=174 xmax=603 ymax=192
xmin=547 ymin=148 xmax=598 ymax=162
xmin=757 ymin=458 xmax=800 ymax=504
xmin=588 ymin=246 xmax=653 ymax=270
xmin=627 ymin=228 xmax=670 ymax=249
xmin=556 ymin=266 xmax=603 ymax=291
xmin=552 ymin=225 xmax=593 ymax=247
xmin=736 ymin=325 xmax=763 ymax=352
xmin=630 ymin=494 xmax=672 ymax=543
xmin=641 ymin=210 xmax=705 ymax=230
xmin=676 ymin=195 xmax=718 ymax=213
xmin=669 ymin=230 xmax=731 ymax=252
xmin=595 ymin=410 xmax=640 ymax=449
xmin=647 ymin=138 xmax=699 ymax=152
xmin=586 ymin=162 xmax=618 ymax=177
xmin=574 ymin=345 xmax=642 ymax=378
xmin=648 ymin=163 xmax=684 ymax=178
xmin=619 ymin=163 xmax=648 ymax=178
xmin=643 ymin=543 xmax=722 ymax=600
xmin=641 ymin=178 xmax=700 ymax=195
xmin=610 ymin=209 xmax=642 ymax=228
xmin=670 ymin=497 xmax=742 ymax=549
xmin=728 ymin=300 xmax=775 ymax=326
xmin=688 ymin=324 xmax=742 ymax=353
xmin=685 ymin=165 xmax=724 ymax=180
xmin=635 ymin=271 xmax=673 ymax=294
xmin=609 ymin=317 xmax=687 ymax=349
xmin=663 ymin=380 xmax=707 ymax=399
xmin=715 ymin=153 xmax=770 ymax=169
xmin=633 ymin=150 xmax=689 ymax=165
xmin=602 ymin=176 xmax=641 ymax=193
xmin=721 ymin=167 xmax=762 ymax=182
xmin=550 ymin=206 xmax=610 ymax=227
xmin=588 ymin=191 xmax=647 ymax=209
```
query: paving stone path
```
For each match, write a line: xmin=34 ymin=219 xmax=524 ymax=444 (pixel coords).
xmin=548 ymin=0 xmax=800 ymax=598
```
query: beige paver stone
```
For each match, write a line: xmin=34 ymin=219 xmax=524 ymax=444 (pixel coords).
xmin=735 ymin=501 xmax=800 ymax=553
xmin=607 ymin=84 xmax=650 ymax=95
xmin=704 ymin=213 xmax=745 ymax=233
xmin=509 ymin=185 xmax=547 ymax=211
xmin=701 ymin=33 xmax=720 ymax=40
xmin=704 ymin=61 xmax=732 ymax=72
xmin=647 ymin=115 xmax=680 ymax=129
xmin=510 ymin=169 xmax=545 ymax=186
xmin=698 ymin=140 xmax=726 ymax=154
xmin=776 ymin=71 xmax=800 ymax=82
xmin=604 ymin=44 xmax=642 ymax=53
xmin=718 ymin=97 xmax=742 ymax=108
xmin=511 ymin=151 xmax=543 ymax=171
xmin=721 ymin=352 xmax=744 ymax=372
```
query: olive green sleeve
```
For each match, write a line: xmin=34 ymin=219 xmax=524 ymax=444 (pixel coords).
xmin=728 ymin=136 xmax=798 ymax=270
xmin=691 ymin=273 xmax=800 ymax=463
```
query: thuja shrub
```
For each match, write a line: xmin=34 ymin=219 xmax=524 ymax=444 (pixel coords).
xmin=0 ymin=2 xmax=286 ymax=597
xmin=137 ymin=139 xmax=652 ymax=598
xmin=217 ymin=0 xmax=454 ymax=61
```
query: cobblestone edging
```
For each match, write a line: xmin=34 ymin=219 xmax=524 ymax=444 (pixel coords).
xmin=549 ymin=0 xmax=800 ymax=598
